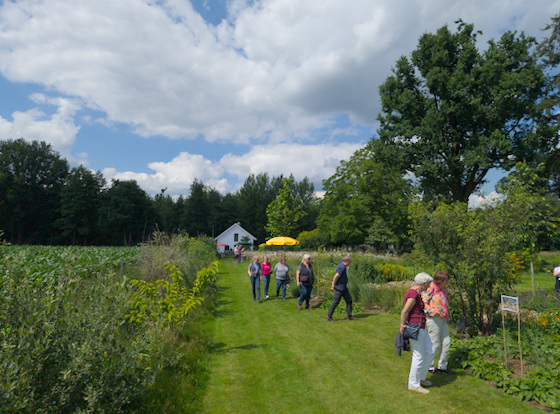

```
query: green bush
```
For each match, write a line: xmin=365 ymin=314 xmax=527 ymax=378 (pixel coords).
xmin=0 ymin=266 xmax=152 ymax=412
xmin=0 ymin=238 xmax=218 ymax=413
xmin=351 ymin=257 xmax=409 ymax=284
xmin=288 ymin=283 xmax=301 ymax=298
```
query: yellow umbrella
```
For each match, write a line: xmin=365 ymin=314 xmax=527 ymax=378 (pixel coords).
xmin=265 ymin=236 xmax=299 ymax=246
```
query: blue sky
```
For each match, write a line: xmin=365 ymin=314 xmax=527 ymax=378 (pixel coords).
xmin=0 ymin=0 xmax=558 ymax=203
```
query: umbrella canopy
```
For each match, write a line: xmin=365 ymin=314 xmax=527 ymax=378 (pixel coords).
xmin=265 ymin=236 xmax=299 ymax=246
xmin=216 ymin=242 xmax=229 ymax=247
xmin=237 ymin=240 xmax=252 ymax=246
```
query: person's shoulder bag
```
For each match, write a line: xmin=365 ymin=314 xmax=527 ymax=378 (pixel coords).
xmin=403 ymin=322 xmax=420 ymax=341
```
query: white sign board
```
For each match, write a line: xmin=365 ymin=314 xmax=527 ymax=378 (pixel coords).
xmin=501 ymin=295 xmax=519 ymax=313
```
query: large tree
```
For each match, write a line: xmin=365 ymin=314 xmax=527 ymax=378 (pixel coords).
xmin=375 ymin=21 xmax=554 ymax=203
xmin=186 ymin=180 xmax=209 ymax=236
xmin=265 ymin=177 xmax=306 ymax=238
xmin=58 ymin=166 xmax=105 ymax=245
xmin=317 ymin=142 xmax=412 ymax=249
xmin=0 ymin=139 xmax=69 ymax=244
xmin=535 ymin=12 xmax=560 ymax=197
xmin=98 ymin=180 xmax=154 ymax=246
xmin=236 ymin=173 xmax=284 ymax=242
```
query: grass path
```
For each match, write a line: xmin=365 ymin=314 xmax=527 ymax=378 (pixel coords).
xmin=201 ymin=259 xmax=542 ymax=414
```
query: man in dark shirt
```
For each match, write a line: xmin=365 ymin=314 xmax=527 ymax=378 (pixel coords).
xmin=327 ymin=256 xmax=357 ymax=321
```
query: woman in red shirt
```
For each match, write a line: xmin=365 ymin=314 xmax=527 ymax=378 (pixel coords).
xmin=400 ymin=272 xmax=436 ymax=394
xmin=261 ymin=256 xmax=272 ymax=300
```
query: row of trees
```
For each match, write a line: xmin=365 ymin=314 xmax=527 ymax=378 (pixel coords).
xmin=0 ymin=139 xmax=317 ymax=245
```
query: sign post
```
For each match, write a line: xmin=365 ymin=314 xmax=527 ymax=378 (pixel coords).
xmin=500 ymin=295 xmax=523 ymax=376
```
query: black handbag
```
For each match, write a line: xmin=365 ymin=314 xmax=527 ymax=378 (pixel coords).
xmin=403 ymin=323 xmax=420 ymax=340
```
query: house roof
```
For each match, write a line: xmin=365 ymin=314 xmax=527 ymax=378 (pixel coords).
xmin=214 ymin=222 xmax=257 ymax=242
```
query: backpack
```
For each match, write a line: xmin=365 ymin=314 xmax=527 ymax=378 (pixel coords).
xmin=249 ymin=262 xmax=261 ymax=277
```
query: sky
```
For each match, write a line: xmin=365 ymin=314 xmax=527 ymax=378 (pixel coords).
xmin=0 ymin=0 xmax=559 ymax=204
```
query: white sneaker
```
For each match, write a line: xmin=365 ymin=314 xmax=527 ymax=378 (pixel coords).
xmin=265 ymin=295 xmax=269 ymax=299
xmin=408 ymin=386 xmax=430 ymax=394
xmin=420 ymin=379 xmax=432 ymax=387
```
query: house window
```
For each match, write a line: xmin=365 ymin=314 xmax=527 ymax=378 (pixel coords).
xmin=234 ymin=233 xmax=239 ymax=242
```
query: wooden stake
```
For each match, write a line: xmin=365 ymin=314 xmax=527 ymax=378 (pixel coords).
xmin=518 ymin=311 xmax=523 ymax=376
xmin=502 ymin=309 xmax=508 ymax=369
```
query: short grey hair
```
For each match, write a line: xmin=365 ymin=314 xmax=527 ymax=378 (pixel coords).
xmin=303 ymin=254 xmax=311 ymax=260
xmin=414 ymin=272 xmax=433 ymax=285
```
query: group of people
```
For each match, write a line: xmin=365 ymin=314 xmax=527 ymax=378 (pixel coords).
xmin=248 ymin=255 xmax=291 ymax=301
xmin=399 ymin=270 xmax=453 ymax=394
xmin=247 ymin=253 xmax=358 ymax=319
xmin=246 ymin=253 xmax=453 ymax=395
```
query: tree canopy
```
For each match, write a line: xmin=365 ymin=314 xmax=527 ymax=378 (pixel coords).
xmin=375 ymin=21 xmax=555 ymax=203
xmin=265 ymin=177 xmax=306 ymax=238
xmin=317 ymin=142 xmax=412 ymax=249
xmin=0 ymin=139 xmax=69 ymax=244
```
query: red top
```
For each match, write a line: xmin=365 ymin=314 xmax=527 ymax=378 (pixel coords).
xmin=261 ymin=261 xmax=272 ymax=276
xmin=404 ymin=288 xmax=426 ymax=328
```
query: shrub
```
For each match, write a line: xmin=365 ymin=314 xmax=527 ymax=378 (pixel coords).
xmin=0 ymin=240 xmax=218 ymax=413
xmin=288 ymin=283 xmax=301 ymax=298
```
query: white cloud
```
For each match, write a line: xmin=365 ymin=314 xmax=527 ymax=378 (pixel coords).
xmin=102 ymin=141 xmax=363 ymax=196
xmin=0 ymin=0 xmax=558 ymax=144
xmin=468 ymin=191 xmax=503 ymax=209
xmin=0 ymin=93 xmax=83 ymax=162
xmin=220 ymin=142 xmax=363 ymax=184
xmin=103 ymin=151 xmax=229 ymax=195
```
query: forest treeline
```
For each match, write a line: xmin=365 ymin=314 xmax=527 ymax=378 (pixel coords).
xmin=0 ymin=138 xmax=318 ymax=246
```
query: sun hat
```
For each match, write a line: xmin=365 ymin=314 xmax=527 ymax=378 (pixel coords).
xmin=414 ymin=272 xmax=433 ymax=285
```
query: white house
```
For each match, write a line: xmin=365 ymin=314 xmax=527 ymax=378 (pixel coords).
xmin=214 ymin=222 xmax=257 ymax=256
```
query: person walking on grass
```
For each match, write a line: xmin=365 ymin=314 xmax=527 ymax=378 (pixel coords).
xmin=296 ymin=254 xmax=314 ymax=310
xmin=400 ymin=272 xmax=436 ymax=394
xmin=326 ymin=256 xmax=357 ymax=321
xmin=274 ymin=257 xmax=290 ymax=300
xmin=248 ymin=255 xmax=262 ymax=302
xmin=422 ymin=270 xmax=454 ymax=375
xmin=261 ymin=256 xmax=272 ymax=300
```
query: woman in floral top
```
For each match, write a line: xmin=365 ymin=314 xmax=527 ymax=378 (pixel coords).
xmin=422 ymin=270 xmax=454 ymax=375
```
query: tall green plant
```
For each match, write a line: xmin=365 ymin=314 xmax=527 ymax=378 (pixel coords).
xmin=128 ymin=261 xmax=218 ymax=328
xmin=411 ymin=201 xmax=523 ymax=336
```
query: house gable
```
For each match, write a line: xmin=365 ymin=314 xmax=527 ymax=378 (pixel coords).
xmin=214 ymin=222 xmax=257 ymax=248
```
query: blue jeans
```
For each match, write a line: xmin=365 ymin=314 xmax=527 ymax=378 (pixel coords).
xmin=250 ymin=276 xmax=261 ymax=301
xmin=298 ymin=284 xmax=312 ymax=309
xmin=262 ymin=274 xmax=271 ymax=297
xmin=276 ymin=278 xmax=287 ymax=299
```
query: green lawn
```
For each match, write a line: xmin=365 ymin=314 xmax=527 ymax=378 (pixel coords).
xmin=201 ymin=259 xmax=543 ymax=414
xmin=514 ymin=270 xmax=556 ymax=293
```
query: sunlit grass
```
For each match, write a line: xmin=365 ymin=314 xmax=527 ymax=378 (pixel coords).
xmin=201 ymin=258 xmax=543 ymax=414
